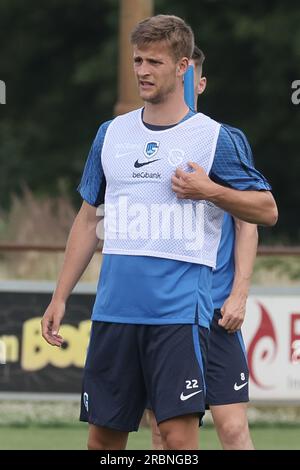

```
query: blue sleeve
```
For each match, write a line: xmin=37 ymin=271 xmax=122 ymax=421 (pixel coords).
xmin=77 ymin=120 xmax=112 ymax=206
xmin=210 ymin=125 xmax=272 ymax=191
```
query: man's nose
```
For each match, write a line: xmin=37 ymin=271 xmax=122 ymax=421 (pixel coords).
xmin=137 ymin=63 xmax=150 ymax=77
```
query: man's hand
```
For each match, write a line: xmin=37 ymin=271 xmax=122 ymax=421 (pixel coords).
xmin=218 ymin=292 xmax=247 ymax=333
xmin=172 ymin=163 xmax=278 ymax=226
xmin=171 ymin=162 xmax=217 ymax=200
xmin=41 ymin=300 xmax=65 ymax=347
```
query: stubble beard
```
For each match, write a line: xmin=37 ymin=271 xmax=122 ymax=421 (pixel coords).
xmin=142 ymin=81 xmax=176 ymax=105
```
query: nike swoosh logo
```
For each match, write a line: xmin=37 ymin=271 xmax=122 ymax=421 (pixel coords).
xmin=180 ymin=390 xmax=202 ymax=401
xmin=234 ymin=382 xmax=248 ymax=391
xmin=134 ymin=159 xmax=161 ymax=168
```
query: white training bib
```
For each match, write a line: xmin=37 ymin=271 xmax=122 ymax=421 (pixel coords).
xmin=101 ymin=108 xmax=223 ymax=267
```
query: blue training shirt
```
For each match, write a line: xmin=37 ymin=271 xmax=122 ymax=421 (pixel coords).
xmin=212 ymin=124 xmax=257 ymax=309
xmin=78 ymin=112 xmax=271 ymax=328
xmin=212 ymin=212 xmax=235 ymax=309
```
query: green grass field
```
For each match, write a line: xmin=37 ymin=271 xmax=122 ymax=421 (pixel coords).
xmin=0 ymin=424 xmax=299 ymax=450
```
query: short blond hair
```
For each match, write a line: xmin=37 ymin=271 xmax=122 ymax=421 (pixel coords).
xmin=131 ymin=14 xmax=194 ymax=62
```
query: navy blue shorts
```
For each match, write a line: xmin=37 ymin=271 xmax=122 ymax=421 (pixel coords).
xmin=205 ymin=309 xmax=249 ymax=406
xmin=80 ymin=321 xmax=209 ymax=432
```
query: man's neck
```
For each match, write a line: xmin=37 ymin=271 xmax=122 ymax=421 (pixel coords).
xmin=142 ymin=96 xmax=189 ymax=126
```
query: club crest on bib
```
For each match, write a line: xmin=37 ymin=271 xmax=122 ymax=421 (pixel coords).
xmin=144 ymin=141 xmax=160 ymax=159
xmin=168 ymin=149 xmax=185 ymax=166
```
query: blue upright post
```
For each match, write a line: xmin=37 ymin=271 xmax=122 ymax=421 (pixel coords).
xmin=184 ymin=65 xmax=195 ymax=111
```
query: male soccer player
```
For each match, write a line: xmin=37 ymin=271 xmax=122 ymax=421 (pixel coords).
xmin=41 ymin=15 xmax=277 ymax=450
xmin=149 ymin=46 xmax=255 ymax=450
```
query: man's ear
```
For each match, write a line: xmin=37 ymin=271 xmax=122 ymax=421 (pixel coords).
xmin=177 ymin=57 xmax=189 ymax=76
xmin=198 ymin=77 xmax=207 ymax=95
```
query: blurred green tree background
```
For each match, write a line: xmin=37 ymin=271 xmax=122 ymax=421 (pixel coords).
xmin=0 ymin=0 xmax=299 ymax=242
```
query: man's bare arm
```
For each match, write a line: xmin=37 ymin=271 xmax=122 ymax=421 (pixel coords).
xmin=218 ymin=219 xmax=258 ymax=333
xmin=41 ymin=201 xmax=100 ymax=346
xmin=171 ymin=162 xmax=278 ymax=226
